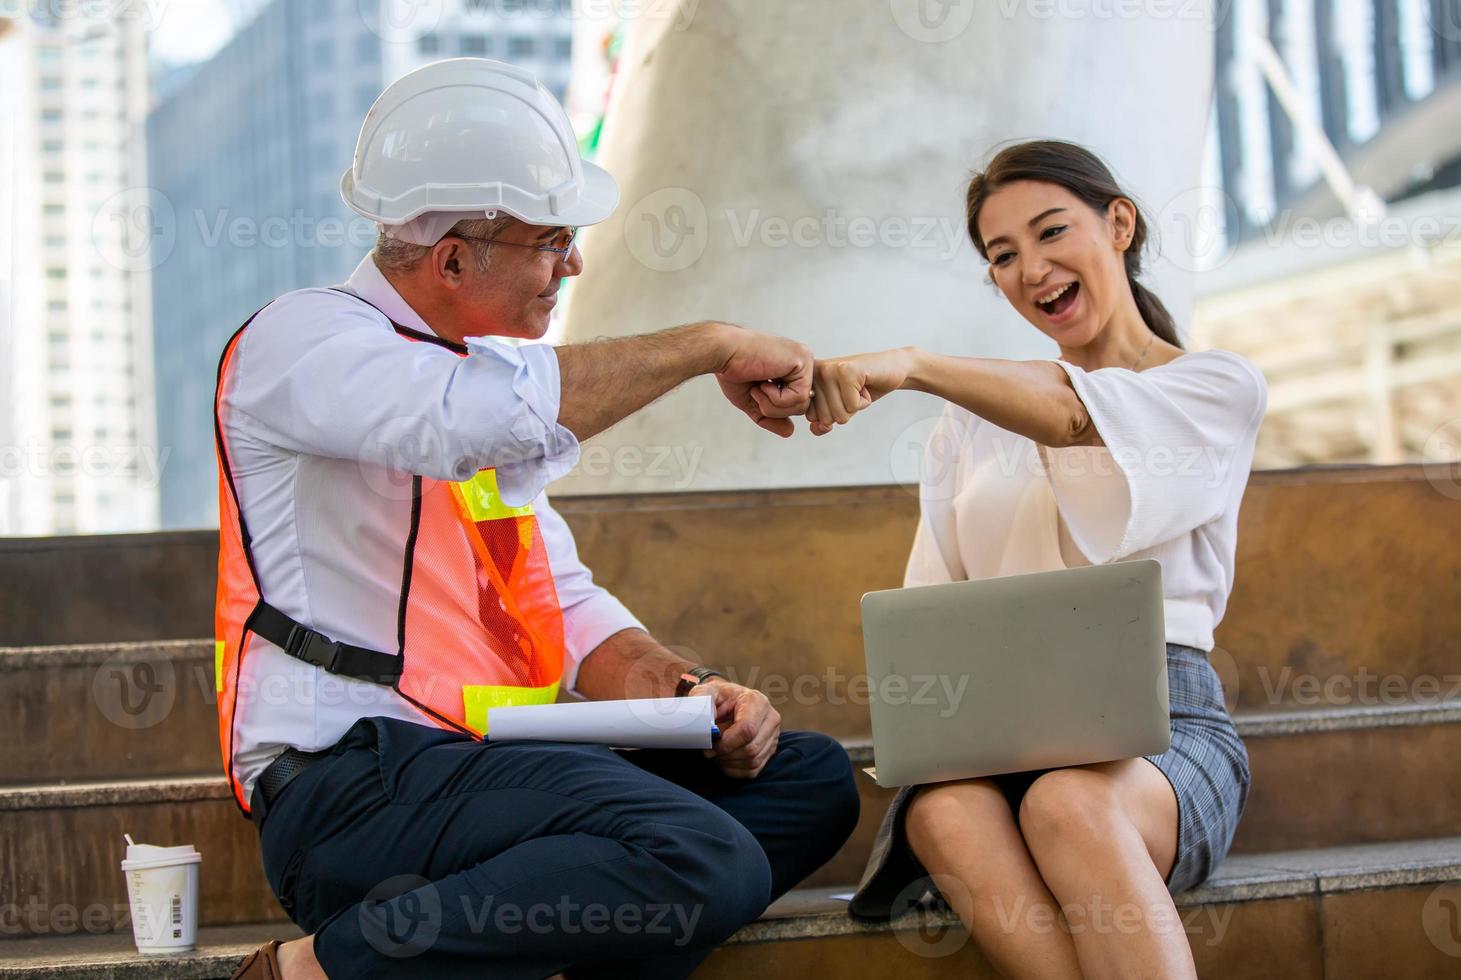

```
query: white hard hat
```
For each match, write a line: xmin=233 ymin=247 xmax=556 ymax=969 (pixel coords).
xmin=341 ymin=58 xmax=618 ymax=245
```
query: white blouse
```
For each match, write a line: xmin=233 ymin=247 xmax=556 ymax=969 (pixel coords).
xmin=906 ymin=350 xmax=1268 ymax=652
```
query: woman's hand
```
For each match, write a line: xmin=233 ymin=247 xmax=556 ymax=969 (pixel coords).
xmin=808 ymin=348 xmax=918 ymax=435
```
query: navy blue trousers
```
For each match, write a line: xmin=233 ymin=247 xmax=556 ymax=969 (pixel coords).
xmin=255 ymin=716 xmax=859 ymax=979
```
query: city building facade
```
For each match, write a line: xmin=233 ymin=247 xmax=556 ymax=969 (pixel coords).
xmin=150 ymin=0 xmax=574 ymax=528
xmin=1 ymin=8 xmax=157 ymax=534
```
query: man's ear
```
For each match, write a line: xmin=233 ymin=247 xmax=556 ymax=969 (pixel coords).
xmin=1107 ymin=197 xmax=1137 ymax=253
xmin=430 ymin=238 xmax=468 ymax=289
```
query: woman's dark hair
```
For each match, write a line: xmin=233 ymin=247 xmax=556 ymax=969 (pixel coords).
xmin=964 ymin=140 xmax=1182 ymax=349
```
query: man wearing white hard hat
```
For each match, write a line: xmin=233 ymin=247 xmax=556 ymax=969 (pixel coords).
xmin=221 ymin=60 xmax=857 ymax=979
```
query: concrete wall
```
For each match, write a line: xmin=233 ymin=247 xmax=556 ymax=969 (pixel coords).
xmin=559 ymin=0 xmax=1214 ymax=494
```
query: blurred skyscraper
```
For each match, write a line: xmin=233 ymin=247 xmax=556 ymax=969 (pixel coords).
xmin=149 ymin=0 xmax=574 ymax=528
xmin=0 ymin=8 xmax=158 ymax=535
xmin=380 ymin=0 xmax=574 ymax=98
xmin=1212 ymin=0 xmax=1461 ymax=241
xmin=0 ymin=15 xmax=45 ymax=534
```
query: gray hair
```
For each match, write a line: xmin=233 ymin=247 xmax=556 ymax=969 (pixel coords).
xmin=373 ymin=215 xmax=513 ymax=276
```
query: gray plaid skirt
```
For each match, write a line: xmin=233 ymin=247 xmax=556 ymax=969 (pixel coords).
xmin=849 ymin=643 xmax=1249 ymax=920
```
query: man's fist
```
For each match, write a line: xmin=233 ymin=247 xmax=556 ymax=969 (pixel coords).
xmin=711 ymin=324 xmax=813 ymax=438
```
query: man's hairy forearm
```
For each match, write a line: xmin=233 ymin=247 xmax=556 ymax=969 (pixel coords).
xmin=554 ymin=323 xmax=732 ymax=441
xmin=573 ymin=628 xmax=700 ymax=701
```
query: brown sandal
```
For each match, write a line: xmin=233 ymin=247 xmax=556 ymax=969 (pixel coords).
xmin=229 ymin=939 xmax=284 ymax=979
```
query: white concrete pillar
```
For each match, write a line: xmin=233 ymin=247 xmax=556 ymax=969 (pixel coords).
xmin=558 ymin=0 xmax=1214 ymax=495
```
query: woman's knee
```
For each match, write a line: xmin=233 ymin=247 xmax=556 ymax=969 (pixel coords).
xmin=1017 ymin=768 xmax=1124 ymax=852
xmin=904 ymin=778 xmax=1008 ymax=858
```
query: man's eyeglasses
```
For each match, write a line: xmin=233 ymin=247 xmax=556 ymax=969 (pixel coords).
xmin=448 ymin=226 xmax=579 ymax=257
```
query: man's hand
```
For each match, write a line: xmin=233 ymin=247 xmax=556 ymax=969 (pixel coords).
xmin=697 ymin=679 xmax=781 ymax=779
xmin=807 ymin=348 xmax=917 ymax=435
xmin=712 ymin=324 xmax=814 ymax=438
xmin=554 ymin=321 xmax=812 ymax=442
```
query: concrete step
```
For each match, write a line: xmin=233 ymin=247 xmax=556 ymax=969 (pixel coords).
xmin=1230 ymin=701 xmax=1461 ymax=852
xmin=0 ymin=532 xmax=216 ymax=646
xmin=5 ymin=467 xmax=1458 ymax=719
xmin=2 ymin=838 xmax=1459 ymax=978
xmin=0 ymin=922 xmax=304 ymax=979
xmin=0 ymin=777 xmax=281 ymax=938
xmin=3 ymin=702 xmax=1458 ymax=939
xmin=560 ymin=466 xmax=1461 ymax=722
xmin=9 ymin=629 xmax=1461 ymax=784
xmin=1 ymin=643 xmax=219 ymax=785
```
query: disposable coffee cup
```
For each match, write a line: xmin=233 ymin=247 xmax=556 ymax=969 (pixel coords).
xmin=120 ymin=834 xmax=201 ymax=955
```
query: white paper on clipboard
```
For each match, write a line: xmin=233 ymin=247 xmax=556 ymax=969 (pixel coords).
xmin=485 ymin=695 xmax=718 ymax=749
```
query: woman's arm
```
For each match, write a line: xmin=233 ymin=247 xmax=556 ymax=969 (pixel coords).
xmin=810 ymin=347 xmax=1099 ymax=448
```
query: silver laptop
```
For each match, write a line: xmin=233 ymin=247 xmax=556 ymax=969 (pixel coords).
xmin=861 ymin=560 xmax=1170 ymax=788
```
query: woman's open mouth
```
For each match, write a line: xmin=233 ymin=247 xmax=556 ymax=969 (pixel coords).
xmin=1035 ymin=281 xmax=1080 ymax=321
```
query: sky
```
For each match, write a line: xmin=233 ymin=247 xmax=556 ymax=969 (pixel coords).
xmin=147 ymin=0 xmax=239 ymax=65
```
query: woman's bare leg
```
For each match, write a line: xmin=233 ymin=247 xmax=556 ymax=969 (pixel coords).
xmin=1017 ymin=760 xmax=1195 ymax=980
xmin=905 ymin=779 xmax=1082 ymax=979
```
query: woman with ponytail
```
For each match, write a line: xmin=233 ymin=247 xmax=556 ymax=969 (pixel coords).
xmin=820 ymin=141 xmax=1266 ymax=978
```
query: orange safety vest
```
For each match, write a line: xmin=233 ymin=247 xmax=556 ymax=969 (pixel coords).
xmin=213 ymin=292 xmax=566 ymax=814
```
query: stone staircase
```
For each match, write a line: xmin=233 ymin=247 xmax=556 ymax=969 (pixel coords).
xmin=2 ymin=464 xmax=1460 ymax=977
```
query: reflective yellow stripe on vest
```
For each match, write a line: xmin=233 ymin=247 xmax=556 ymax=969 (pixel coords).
xmin=462 ymin=681 xmax=561 ymax=734
xmin=454 ymin=469 xmax=538 ymax=551
xmin=456 ymin=469 xmax=535 ymax=522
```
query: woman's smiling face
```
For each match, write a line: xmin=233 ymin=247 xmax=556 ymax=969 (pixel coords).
xmin=976 ymin=179 xmax=1135 ymax=348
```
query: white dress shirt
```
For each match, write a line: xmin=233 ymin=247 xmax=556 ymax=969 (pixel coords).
xmin=905 ymin=350 xmax=1268 ymax=652
xmin=221 ymin=254 xmax=643 ymax=798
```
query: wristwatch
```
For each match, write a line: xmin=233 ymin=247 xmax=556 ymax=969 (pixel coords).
xmin=675 ymin=665 xmax=725 ymax=697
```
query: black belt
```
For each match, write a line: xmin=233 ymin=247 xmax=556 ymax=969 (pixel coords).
xmin=250 ymin=746 xmax=331 ymax=828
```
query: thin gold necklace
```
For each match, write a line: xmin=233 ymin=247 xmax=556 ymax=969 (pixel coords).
xmin=1130 ymin=331 xmax=1156 ymax=371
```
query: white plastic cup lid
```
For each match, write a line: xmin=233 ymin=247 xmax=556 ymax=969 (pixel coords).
xmin=121 ymin=834 xmax=201 ymax=867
